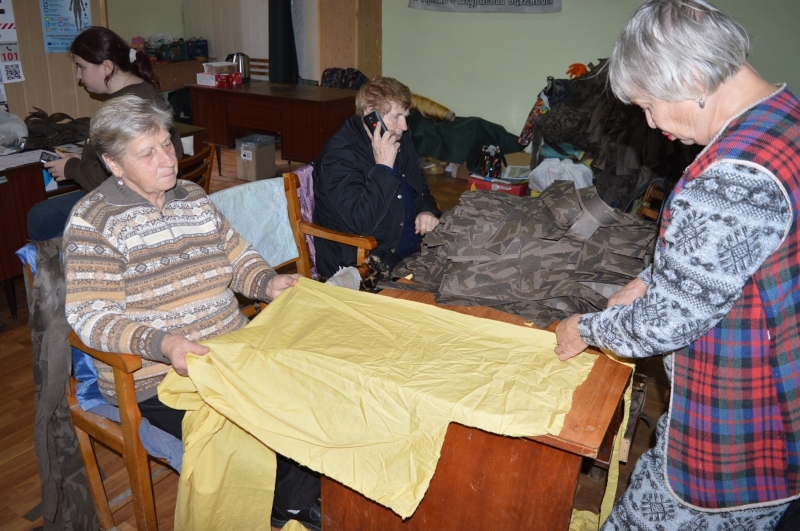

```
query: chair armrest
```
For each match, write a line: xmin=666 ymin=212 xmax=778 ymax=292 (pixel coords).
xmin=241 ymin=302 xmax=268 ymax=319
xmin=68 ymin=332 xmax=143 ymax=374
xmin=297 ymin=220 xmax=377 ymax=250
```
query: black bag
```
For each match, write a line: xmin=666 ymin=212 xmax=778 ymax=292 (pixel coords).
xmin=320 ymin=68 xmax=369 ymax=91
xmin=24 ymin=108 xmax=89 ymax=151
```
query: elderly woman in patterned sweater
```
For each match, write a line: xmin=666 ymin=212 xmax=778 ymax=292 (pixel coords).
xmin=63 ymin=95 xmax=321 ymax=531
xmin=554 ymin=1 xmax=800 ymax=529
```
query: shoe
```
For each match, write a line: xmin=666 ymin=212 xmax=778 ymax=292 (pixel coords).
xmin=271 ymin=497 xmax=321 ymax=531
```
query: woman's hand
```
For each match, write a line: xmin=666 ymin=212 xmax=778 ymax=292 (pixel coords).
xmin=161 ymin=334 xmax=210 ymax=377
xmin=607 ymin=277 xmax=647 ymax=308
xmin=267 ymin=273 xmax=300 ymax=300
xmin=44 ymin=152 xmax=79 ymax=181
xmin=366 ymin=122 xmax=400 ymax=168
xmin=554 ymin=314 xmax=588 ymax=361
xmin=415 ymin=212 xmax=439 ymax=235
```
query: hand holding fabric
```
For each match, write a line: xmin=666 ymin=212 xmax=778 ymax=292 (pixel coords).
xmin=162 ymin=334 xmax=210 ymax=376
xmin=267 ymin=273 xmax=300 ymax=300
xmin=554 ymin=314 xmax=588 ymax=361
xmin=415 ymin=212 xmax=439 ymax=235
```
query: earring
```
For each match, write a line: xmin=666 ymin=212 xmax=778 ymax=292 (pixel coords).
xmin=698 ymin=98 xmax=706 ymax=109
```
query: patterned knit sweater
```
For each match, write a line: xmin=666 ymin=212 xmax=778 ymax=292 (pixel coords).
xmin=63 ymin=179 xmax=277 ymax=404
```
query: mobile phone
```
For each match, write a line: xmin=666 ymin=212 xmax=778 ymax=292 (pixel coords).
xmin=39 ymin=151 xmax=59 ymax=163
xmin=363 ymin=110 xmax=388 ymax=136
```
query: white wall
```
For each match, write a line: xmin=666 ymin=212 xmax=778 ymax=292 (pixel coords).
xmin=293 ymin=0 xmax=320 ymax=81
xmin=182 ymin=0 xmax=268 ymax=61
xmin=383 ymin=0 xmax=800 ymax=135
xmin=107 ymin=0 xmax=185 ymax=41
xmin=109 ymin=0 xmax=318 ymax=80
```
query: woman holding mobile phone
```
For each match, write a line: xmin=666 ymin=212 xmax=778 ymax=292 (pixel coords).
xmin=312 ymin=76 xmax=441 ymax=276
xmin=27 ymin=26 xmax=182 ymax=241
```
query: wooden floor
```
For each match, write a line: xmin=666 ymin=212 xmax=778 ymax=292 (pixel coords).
xmin=0 ymin=146 xmax=669 ymax=530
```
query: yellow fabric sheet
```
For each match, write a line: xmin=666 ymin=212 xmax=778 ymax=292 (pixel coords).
xmin=599 ymin=350 xmax=635 ymax=527
xmin=160 ymin=277 xmax=596 ymax=526
xmin=570 ymin=509 xmax=600 ymax=531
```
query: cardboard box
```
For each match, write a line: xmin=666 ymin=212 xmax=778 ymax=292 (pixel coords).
xmin=453 ymin=151 xmax=531 ymax=181
xmin=467 ymin=176 xmax=529 ymax=196
xmin=236 ymin=134 xmax=276 ymax=181
xmin=455 ymin=162 xmax=470 ymax=180
xmin=196 ymin=71 xmax=242 ymax=88
xmin=505 ymin=151 xmax=532 ymax=167
xmin=203 ymin=61 xmax=237 ymax=74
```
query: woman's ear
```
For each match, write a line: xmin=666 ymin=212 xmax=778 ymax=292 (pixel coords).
xmin=101 ymin=59 xmax=116 ymax=79
xmin=101 ymin=153 xmax=122 ymax=178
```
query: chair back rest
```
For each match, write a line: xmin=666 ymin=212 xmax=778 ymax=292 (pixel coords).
xmin=292 ymin=165 xmax=318 ymax=276
xmin=250 ymin=58 xmax=269 ymax=80
xmin=209 ymin=177 xmax=311 ymax=275
xmin=178 ymin=144 xmax=215 ymax=193
xmin=178 ymin=160 xmax=210 ymax=192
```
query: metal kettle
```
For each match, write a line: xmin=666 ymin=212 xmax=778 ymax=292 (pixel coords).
xmin=225 ymin=53 xmax=250 ymax=82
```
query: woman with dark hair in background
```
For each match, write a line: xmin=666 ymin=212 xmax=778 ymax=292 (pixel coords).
xmin=27 ymin=26 xmax=182 ymax=241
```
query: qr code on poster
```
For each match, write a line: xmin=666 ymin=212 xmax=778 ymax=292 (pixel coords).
xmin=4 ymin=63 xmax=21 ymax=81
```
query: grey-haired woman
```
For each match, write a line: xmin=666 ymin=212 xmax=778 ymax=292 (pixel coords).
xmin=62 ymin=95 xmax=321 ymax=530
xmin=554 ymin=1 xmax=799 ymax=529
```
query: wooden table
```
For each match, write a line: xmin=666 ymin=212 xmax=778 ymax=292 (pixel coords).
xmin=188 ymin=81 xmax=356 ymax=163
xmin=174 ymin=122 xmax=207 ymax=155
xmin=0 ymin=162 xmax=47 ymax=320
xmin=321 ymin=290 xmax=632 ymax=531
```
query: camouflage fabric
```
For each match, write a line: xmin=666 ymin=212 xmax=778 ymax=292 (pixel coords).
xmin=389 ymin=181 xmax=656 ymax=327
xmin=26 ymin=239 xmax=98 ymax=530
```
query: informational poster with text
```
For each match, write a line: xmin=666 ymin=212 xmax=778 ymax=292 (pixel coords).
xmin=40 ymin=0 xmax=92 ymax=53
xmin=0 ymin=0 xmax=24 ymax=83
xmin=408 ymin=0 xmax=561 ymax=14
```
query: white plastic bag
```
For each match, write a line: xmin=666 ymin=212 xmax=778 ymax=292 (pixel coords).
xmin=529 ymin=158 xmax=593 ymax=193
xmin=0 ymin=110 xmax=27 ymax=143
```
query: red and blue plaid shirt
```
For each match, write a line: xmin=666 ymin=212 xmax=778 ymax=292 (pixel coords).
xmin=662 ymin=87 xmax=800 ymax=509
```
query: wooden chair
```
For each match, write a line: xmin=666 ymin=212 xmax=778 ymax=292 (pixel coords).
xmin=249 ymin=57 xmax=269 ymax=80
xmin=178 ymin=143 xmax=215 ymax=193
xmin=35 ymin=172 xmax=373 ymax=530
xmin=625 ymin=177 xmax=666 ymax=223
xmin=21 ymin=262 xmax=162 ymax=531
xmin=636 ymin=181 xmax=665 ymax=221
xmin=66 ymin=332 xmax=161 ymax=530
xmin=281 ymin=171 xmax=377 ymax=277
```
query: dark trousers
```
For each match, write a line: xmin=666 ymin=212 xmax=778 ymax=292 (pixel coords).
xmin=138 ymin=395 xmax=319 ymax=511
xmin=776 ymin=497 xmax=800 ymax=530
xmin=26 ymin=190 xmax=84 ymax=241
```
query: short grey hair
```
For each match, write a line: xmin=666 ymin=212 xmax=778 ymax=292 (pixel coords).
xmin=608 ymin=0 xmax=750 ymax=104
xmin=90 ymin=94 xmax=174 ymax=165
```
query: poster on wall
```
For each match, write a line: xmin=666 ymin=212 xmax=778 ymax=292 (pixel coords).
xmin=0 ymin=0 xmax=24 ymax=83
xmin=40 ymin=0 xmax=92 ymax=53
xmin=408 ymin=0 xmax=561 ymax=14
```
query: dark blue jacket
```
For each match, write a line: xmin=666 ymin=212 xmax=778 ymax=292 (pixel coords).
xmin=313 ymin=115 xmax=440 ymax=276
